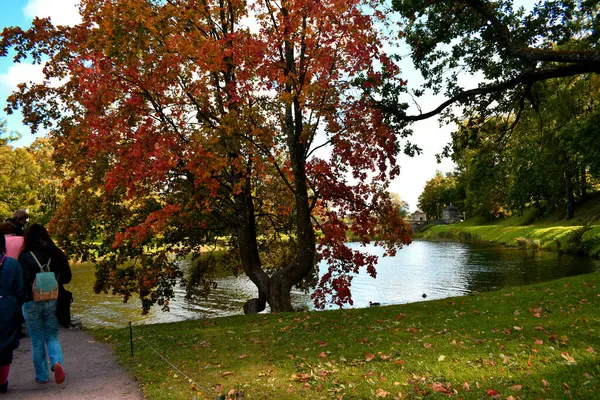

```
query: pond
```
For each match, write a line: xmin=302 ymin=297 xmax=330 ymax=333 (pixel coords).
xmin=68 ymin=241 xmax=600 ymax=328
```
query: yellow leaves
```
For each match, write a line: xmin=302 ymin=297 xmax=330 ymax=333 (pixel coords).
xmin=437 ymin=354 xmax=446 ymax=362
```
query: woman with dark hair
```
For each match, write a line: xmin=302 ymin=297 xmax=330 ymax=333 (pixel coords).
xmin=18 ymin=224 xmax=71 ymax=385
xmin=0 ymin=234 xmax=25 ymax=393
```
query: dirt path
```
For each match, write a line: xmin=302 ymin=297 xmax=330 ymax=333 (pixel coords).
xmin=6 ymin=327 xmax=143 ymax=399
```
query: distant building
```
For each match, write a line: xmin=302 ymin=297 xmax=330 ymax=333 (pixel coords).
xmin=410 ymin=210 xmax=427 ymax=222
xmin=442 ymin=203 xmax=461 ymax=223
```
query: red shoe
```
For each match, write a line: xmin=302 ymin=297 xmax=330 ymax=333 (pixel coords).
xmin=53 ymin=363 xmax=65 ymax=384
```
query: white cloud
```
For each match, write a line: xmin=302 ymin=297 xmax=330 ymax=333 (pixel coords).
xmin=24 ymin=0 xmax=82 ymax=26
xmin=0 ymin=63 xmax=46 ymax=92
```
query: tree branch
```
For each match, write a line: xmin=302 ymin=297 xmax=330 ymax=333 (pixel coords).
xmin=381 ymin=63 xmax=600 ymax=122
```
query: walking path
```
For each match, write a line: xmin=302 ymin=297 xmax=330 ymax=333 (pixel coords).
xmin=6 ymin=327 xmax=142 ymax=399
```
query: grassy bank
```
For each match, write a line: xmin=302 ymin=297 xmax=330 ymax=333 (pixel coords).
xmin=96 ymin=273 xmax=600 ymax=399
xmin=418 ymin=198 xmax=600 ymax=257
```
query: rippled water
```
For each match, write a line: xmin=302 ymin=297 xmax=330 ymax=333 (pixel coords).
xmin=69 ymin=241 xmax=600 ymax=328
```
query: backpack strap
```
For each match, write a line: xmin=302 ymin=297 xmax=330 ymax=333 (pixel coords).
xmin=30 ymin=251 xmax=51 ymax=272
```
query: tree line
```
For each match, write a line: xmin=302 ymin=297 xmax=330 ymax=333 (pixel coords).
xmin=0 ymin=119 xmax=65 ymax=225
xmin=419 ymin=75 xmax=600 ymax=220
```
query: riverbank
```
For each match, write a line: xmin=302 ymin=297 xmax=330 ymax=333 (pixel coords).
xmin=97 ymin=272 xmax=600 ymax=399
xmin=417 ymin=200 xmax=600 ymax=257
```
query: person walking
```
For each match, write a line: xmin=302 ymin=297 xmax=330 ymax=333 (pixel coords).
xmin=0 ymin=235 xmax=25 ymax=394
xmin=18 ymin=224 xmax=71 ymax=385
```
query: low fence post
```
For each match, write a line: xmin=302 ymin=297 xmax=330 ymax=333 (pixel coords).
xmin=129 ymin=321 xmax=134 ymax=357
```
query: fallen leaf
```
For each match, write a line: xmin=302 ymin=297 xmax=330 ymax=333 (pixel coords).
xmin=238 ymin=353 xmax=247 ymax=359
xmin=423 ymin=343 xmax=432 ymax=349
xmin=365 ymin=353 xmax=375 ymax=362
xmin=437 ymin=355 xmax=446 ymax=362
xmin=561 ymin=352 xmax=576 ymax=363
xmin=510 ymin=385 xmax=522 ymax=391
xmin=560 ymin=335 xmax=568 ymax=345
xmin=432 ymin=382 xmax=451 ymax=393
xmin=375 ymin=388 xmax=390 ymax=397
xmin=542 ymin=379 xmax=549 ymax=387
xmin=587 ymin=347 xmax=595 ymax=353
xmin=222 ymin=371 xmax=234 ymax=377
xmin=318 ymin=352 xmax=328 ymax=358
xmin=534 ymin=339 xmax=543 ymax=345
xmin=513 ymin=326 xmax=522 ymax=331
xmin=462 ymin=382 xmax=470 ymax=391
xmin=487 ymin=388 xmax=498 ymax=396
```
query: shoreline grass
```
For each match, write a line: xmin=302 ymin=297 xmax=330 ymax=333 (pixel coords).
xmin=416 ymin=198 xmax=600 ymax=257
xmin=95 ymin=272 xmax=600 ymax=399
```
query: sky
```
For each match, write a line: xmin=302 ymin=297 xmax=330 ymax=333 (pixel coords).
xmin=0 ymin=0 xmax=533 ymax=212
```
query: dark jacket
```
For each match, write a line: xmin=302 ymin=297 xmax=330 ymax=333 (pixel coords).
xmin=0 ymin=256 xmax=24 ymax=352
xmin=19 ymin=249 xmax=71 ymax=303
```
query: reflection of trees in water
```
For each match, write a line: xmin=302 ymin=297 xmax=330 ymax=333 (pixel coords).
xmin=458 ymin=244 xmax=599 ymax=293
xmin=70 ymin=244 xmax=600 ymax=328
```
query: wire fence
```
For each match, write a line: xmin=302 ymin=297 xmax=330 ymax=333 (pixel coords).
xmin=129 ymin=322 xmax=212 ymax=396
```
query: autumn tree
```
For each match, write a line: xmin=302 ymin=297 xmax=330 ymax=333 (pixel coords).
xmin=389 ymin=192 xmax=410 ymax=218
xmin=1 ymin=0 xmax=411 ymax=312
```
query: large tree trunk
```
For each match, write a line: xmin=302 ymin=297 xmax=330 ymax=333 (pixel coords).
xmin=565 ymin=171 xmax=575 ymax=220
xmin=238 ymin=7 xmax=317 ymax=313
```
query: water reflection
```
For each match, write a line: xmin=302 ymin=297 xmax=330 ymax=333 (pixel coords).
xmin=69 ymin=241 xmax=600 ymax=328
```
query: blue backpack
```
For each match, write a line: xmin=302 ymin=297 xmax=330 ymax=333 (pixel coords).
xmin=30 ymin=252 xmax=58 ymax=302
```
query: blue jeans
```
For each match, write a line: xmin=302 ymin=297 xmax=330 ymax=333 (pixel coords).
xmin=22 ymin=301 xmax=64 ymax=382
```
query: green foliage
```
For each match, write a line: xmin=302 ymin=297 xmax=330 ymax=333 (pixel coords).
xmin=388 ymin=0 xmax=599 ymax=124
xmin=429 ymin=74 xmax=600 ymax=221
xmin=418 ymin=171 xmax=462 ymax=219
xmin=0 ymin=124 xmax=67 ymax=224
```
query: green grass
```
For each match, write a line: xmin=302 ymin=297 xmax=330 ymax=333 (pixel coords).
xmin=95 ymin=273 xmax=600 ymax=399
xmin=418 ymin=197 xmax=600 ymax=257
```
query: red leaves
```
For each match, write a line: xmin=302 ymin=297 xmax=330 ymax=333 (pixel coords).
xmin=7 ymin=0 xmax=411 ymax=312
xmin=432 ymin=382 xmax=452 ymax=394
